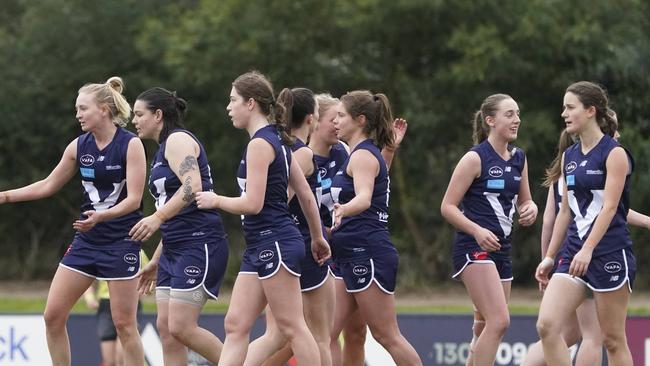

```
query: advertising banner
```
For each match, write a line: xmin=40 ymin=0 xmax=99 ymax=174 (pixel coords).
xmin=1 ymin=314 xmax=649 ymax=365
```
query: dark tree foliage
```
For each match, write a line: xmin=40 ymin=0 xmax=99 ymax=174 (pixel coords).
xmin=1 ymin=0 xmax=648 ymax=289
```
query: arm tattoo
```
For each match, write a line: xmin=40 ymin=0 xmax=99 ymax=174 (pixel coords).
xmin=182 ymin=176 xmax=196 ymax=203
xmin=178 ymin=156 xmax=199 ymax=176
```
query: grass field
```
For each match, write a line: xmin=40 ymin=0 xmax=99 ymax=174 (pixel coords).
xmin=2 ymin=282 xmax=650 ymax=315
xmin=2 ymin=297 xmax=650 ymax=316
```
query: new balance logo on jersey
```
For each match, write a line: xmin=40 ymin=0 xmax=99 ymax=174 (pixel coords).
xmin=329 ymin=161 xmax=337 ymax=168
xmin=580 ymin=160 xmax=588 ymax=167
xmin=97 ymin=156 xmax=105 ymax=162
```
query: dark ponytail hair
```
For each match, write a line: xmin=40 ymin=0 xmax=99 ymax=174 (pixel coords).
xmin=472 ymin=94 xmax=513 ymax=145
xmin=566 ymin=81 xmax=617 ymax=137
xmin=232 ymin=71 xmax=293 ymax=144
xmin=542 ymin=129 xmax=576 ymax=187
xmin=340 ymin=90 xmax=395 ymax=150
xmin=136 ymin=87 xmax=187 ymax=143
xmin=277 ymin=87 xmax=316 ymax=130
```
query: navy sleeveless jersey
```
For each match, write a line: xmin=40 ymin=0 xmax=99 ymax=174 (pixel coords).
xmin=562 ymin=135 xmax=633 ymax=256
xmin=148 ymin=130 xmax=226 ymax=246
xmin=76 ymin=127 xmax=143 ymax=246
xmin=454 ymin=140 xmax=526 ymax=258
xmin=330 ymin=139 xmax=393 ymax=257
xmin=237 ymin=125 xmax=301 ymax=247
xmin=314 ymin=142 xmax=349 ymax=227
xmin=288 ymin=138 xmax=321 ymax=238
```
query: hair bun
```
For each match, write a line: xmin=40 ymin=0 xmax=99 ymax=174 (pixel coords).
xmin=176 ymin=97 xmax=188 ymax=112
xmin=106 ymin=76 xmax=124 ymax=94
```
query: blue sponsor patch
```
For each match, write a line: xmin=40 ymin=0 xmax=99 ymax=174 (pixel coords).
xmin=566 ymin=175 xmax=575 ymax=186
xmin=487 ymin=179 xmax=505 ymax=189
xmin=321 ymin=178 xmax=332 ymax=189
xmin=80 ymin=168 xmax=95 ymax=178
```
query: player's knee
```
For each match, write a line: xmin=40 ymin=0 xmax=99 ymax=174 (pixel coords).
xmin=224 ymin=311 xmax=251 ymax=337
xmin=601 ymin=331 xmax=626 ymax=353
xmin=343 ymin=324 xmax=367 ymax=346
xmin=112 ymin=315 xmax=137 ymax=338
xmin=43 ymin=308 xmax=67 ymax=330
xmin=168 ymin=321 xmax=191 ymax=344
xmin=536 ymin=316 xmax=558 ymax=339
xmin=489 ymin=314 xmax=510 ymax=336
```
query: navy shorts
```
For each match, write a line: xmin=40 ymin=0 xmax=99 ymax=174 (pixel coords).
xmin=555 ymin=248 xmax=635 ymax=292
xmin=60 ymin=238 xmax=141 ymax=280
xmin=96 ymin=298 xmax=143 ymax=341
xmin=298 ymin=235 xmax=332 ymax=291
xmin=155 ymin=238 xmax=229 ymax=300
xmin=329 ymin=261 xmax=342 ymax=280
xmin=452 ymin=250 xmax=513 ymax=281
xmin=240 ymin=238 xmax=305 ymax=279
xmin=337 ymin=252 xmax=398 ymax=294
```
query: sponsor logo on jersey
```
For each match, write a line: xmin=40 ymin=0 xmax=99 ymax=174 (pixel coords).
xmin=123 ymin=253 xmax=138 ymax=264
xmin=513 ymin=176 xmax=521 ymax=181
xmin=566 ymin=175 xmax=575 ymax=186
xmin=488 ymin=166 xmax=504 ymax=177
xmin=604 ymin=261 xmax=622 ymax=273
xmin=319 ymin=167 xmax=328 ymax=179
xmin=353 ymin=265 xmax=369 ymax=276
xmin=105 ymin=165 xmax=122 ymax=170
xmin=565 ymin=161 xmax=578 ymax=173
xmin=378 ymin=211 xmax=389 ymax=222
xmin=259 ymin=249 xmax=275 ymax=261
xmin=487 ymin=179 xmax=505 ymax=189
xmin=586 ymin=169 xmax=604 ymax=175
xmin=184 ymin=266 xmax=202 ymax=277
xmin=80 ymin=154 xmax=95 ymax=166
xmin=80 ymin=168 xmax=95 ymax=178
